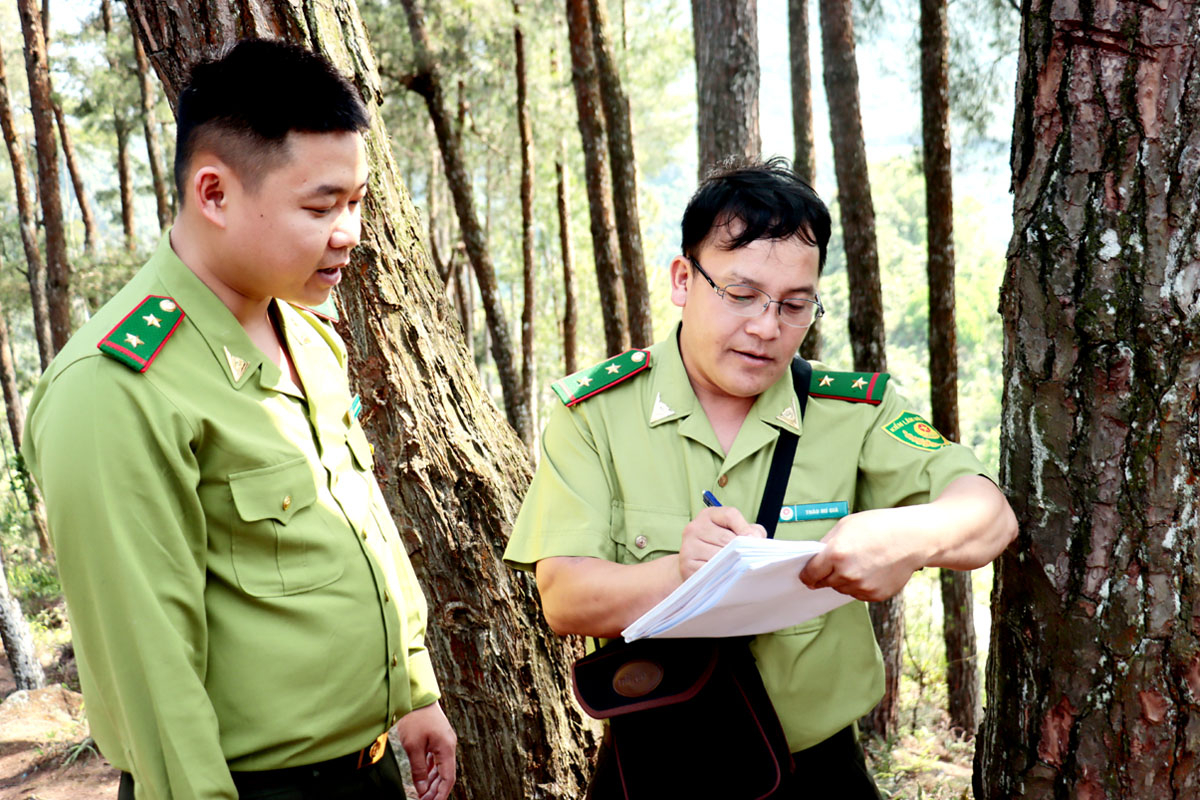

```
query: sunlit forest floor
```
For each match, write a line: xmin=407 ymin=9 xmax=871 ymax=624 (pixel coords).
xmin=0 ymin=566 xmax=990 ymax=798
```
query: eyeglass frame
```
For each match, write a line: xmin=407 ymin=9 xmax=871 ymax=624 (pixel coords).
xmin=686 ymin=255 xmax=825 ymax=329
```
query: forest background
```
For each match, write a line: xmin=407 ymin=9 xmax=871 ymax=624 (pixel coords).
xmin=0 ymin=0 xmax=1041 ymax=795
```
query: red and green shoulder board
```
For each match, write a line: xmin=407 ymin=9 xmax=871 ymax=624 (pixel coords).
xmin=97 ymin=295 xmax=185 ymax=373
xmin=810 ymin=369 xmax=889 ymax=404
xmin=552 ymin=348 xmax=651 ymax=406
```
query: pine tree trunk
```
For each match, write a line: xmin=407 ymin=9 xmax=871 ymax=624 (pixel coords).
xmin=130 ymin=26 xmax=172 ymax=231
xmin=0 ymin=48 xmax=54 ymax=372
xmin=515 ymin=0 xmax=536 ymax=461
xmin=16 ymin=0 xmax=71 ymax=353
xmin=566 ymin=0 xmax=629 ymax=356
xmin=588 ymin=0 xmax=652 ymax=348
xmin=557 ymin=147 xmax=578 ymax=375
xmin=52 ymin=101 xmax=99 ymax=255
xmin=691 ymin=0 xmax=760 ymax=179
xmin=0 ymin=547 xmax=45 ymax=692
xmin=788 ymin=0 xmax=816 ymax=186
xmin=920 ymin=0 xmax=978 ymax=736
xmin=976 ymin=4 xmax=1200 ymax=796
xmin=115 ymin=113 xmax=136 ymax=252
xmin=819 ymin=0 xmax=898 ymax=739
xmin=126 ymin=3 xmax=596 ymax=797
xmin=0 ymin=304 xmax=51 ymax=556
xmin=397 ymin=0 xmax=533 ymax=448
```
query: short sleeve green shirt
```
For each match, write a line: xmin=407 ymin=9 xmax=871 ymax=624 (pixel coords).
xmin=504 ymin=326 xmax=990 ymax=751
xmin=23 ymin=235 xmax=439 ymax=799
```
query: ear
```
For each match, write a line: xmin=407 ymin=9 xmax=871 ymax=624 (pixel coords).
xmin=669 ymin=255 xmax=692 ymax=309
xmin=191 ymin=164 xmax=231 ymax=229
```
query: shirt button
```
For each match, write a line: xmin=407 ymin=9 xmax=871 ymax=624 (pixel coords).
xmin=634 ymin=535 xmax=648 ymax=549
xmin=361 ymin=530 xmax=368 ymax=541
xmin=281 ymin=495 xmax=292 ymax=511
xmin=391 ymin=654 xmax=399 ymax=667
xmin=383 ymin=591 xmax=390 ymax=603
xmin=717 ymin=475 xmax=728 ymax=487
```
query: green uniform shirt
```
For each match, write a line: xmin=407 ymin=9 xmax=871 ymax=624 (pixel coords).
xmin=504 ymin=327 xmax=990 ymax=751
xmin=23 ymin=235 xmax=439 ymax=799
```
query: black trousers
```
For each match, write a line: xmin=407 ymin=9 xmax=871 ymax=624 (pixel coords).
xmin=586 ymin=725 xmax=883 ymax=799
xmin=118 ymin=740 xmax=407 ymax=800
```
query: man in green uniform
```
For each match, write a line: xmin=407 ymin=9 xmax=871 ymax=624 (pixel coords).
xmin=503 ymin=158 xmax=1017 ymax=796
xmin=23 ymin=40 xmax=455 ymax=800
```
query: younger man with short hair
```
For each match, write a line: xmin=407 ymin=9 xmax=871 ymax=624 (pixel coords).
xmin=24 ymin=39 xmax=455 ymax=800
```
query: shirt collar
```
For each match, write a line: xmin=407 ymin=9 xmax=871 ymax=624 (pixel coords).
xmin=149 ymin=232 xmax=267 ymax=389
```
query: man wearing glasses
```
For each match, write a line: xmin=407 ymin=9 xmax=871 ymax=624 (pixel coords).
xmin=504 ymin=158 xmax=1016 ymax=796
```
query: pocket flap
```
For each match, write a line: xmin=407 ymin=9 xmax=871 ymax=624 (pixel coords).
xmin=230 ymin=457 xmax=318 ymax=524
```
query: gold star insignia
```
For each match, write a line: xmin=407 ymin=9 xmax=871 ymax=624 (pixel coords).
xmin=224 ymin=346 xmax=249 ymax=382
xmin=606 ymin=363 xmax=621 ymax=375
xmin=124 ymin=333 xmax=143 ymax=348
xmin=851 ymin=377 xmax=868 ymax=390
xmin=578 ymin=375 xmax=593 ymax=387
xmin=143 ymin=314 xmax=161 ymax=328
xmin=819 ymin=375 xmax=834 ymax=387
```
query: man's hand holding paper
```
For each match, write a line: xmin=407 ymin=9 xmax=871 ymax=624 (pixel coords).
xmin=678 ymin=506 xmax=767 ymax=581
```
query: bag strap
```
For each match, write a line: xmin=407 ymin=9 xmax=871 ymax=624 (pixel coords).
xmin=755 ymin=357 xmax=812 ymax=539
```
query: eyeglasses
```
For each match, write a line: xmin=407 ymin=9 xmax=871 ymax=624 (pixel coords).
xmin=687 ymin=256 xmax=824 ymax=329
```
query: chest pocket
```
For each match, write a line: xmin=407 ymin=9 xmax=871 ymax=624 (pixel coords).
xmin=229 ymin=456 xmax=345 ymax=597
xmin=611 ymin=503 xmax=688 ymax=564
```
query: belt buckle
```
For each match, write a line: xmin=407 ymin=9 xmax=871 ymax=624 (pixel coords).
xmin=356 ymin=732 xmax=388 ymax=769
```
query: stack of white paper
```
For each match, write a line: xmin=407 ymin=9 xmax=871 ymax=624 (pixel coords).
xmin=621 ymin=537 xmax=854 ymax=641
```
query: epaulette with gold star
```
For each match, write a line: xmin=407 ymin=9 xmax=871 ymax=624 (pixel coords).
xmin=810 ymin=369 xmax=889 ymax=405
xmin=97 ymin=295 xmax=185 ymax=373
xmin=551 ymin=348 xmax=650 ymax=407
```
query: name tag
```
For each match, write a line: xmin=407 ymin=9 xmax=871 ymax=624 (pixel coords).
xmin=779 ymin=501 xmax=849 ymax=522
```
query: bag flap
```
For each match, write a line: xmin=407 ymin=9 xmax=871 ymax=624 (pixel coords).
xmin=572 ymin=638 xmax=719 ymax=719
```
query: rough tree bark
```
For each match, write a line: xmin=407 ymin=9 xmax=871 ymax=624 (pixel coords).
xmin=125 ymin=3 xmax=595 ymax=798
xmin=397 ymin=0 xmax=533 ymax=448
xmin=0 ymin=301 xmax=51 ymax=555
xmin=130 ymin=25 xmax=173 ymax=231
xmin=976 ymin=2 xmax=1200 ymax=797
xmin=691 ymin=0 xmax=760 ymax=179
xmin=16 ymin=0 xmax=71 ymax=353
xmin=0 ymin=546 xmax=45 ymax=692
xmin=514 ymin=0 xmax=536 ymax=460
xmin=588 ymin=0 xmax=652 ymax=348
xmin=920 ymin=0 xmax=978 ymax=736
xmin=52 ymin=101 xmax=99 ymax=255
xmin=790 ymin=0 xmax=820 ymax=362
xmin=115 ymin=113 xmax=136 ymax=252
xmin=0 ymin=48 xmax=54 ymax=371
xmin=556 ymin=145 xmax=578 ymax=375
xmin=818 ymin=0 xmax=899 ymax=739
xmin=566 ymin=0 xmax=629 ymax=356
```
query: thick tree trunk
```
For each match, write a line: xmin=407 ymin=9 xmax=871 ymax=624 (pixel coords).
xmin=691 ymin=0 xmax=760 ymax=179
xmin=788 ymin=0 xmax=816 ymax=186
xmin=52 ymin=101 xmax=99 ymax=255
xmin=819 ymin=0 xmax=898 ymax=739
xmin=115 ymin=114 xmax=136 ymax=252
xmin=515 ymin=1 xmax=536 ymax=460
xmin=556 ymin=148 xmax=578 ymax=375
xmin=566 ymin=0 xmax=629 ymax=356
xmin=0 ymin=547 xmax=45 ymax=692
xmin=130 ymin=27 xmax=172 ymax=232
xmin=16 ymin=0 xmax=71 ymax=353
xmin=396 ymin=0 xmax=533 ymax=448
xmin=920 ymin=0 xmax=978 ymax=736
xmin=588 ymin=0 xmax=652 ymax=348
xmin=977 ymin=3 xmax=1200 ymax=797
xmin=126 ymin=3 xmax=595 ymax=797
xmin=0 ymin=49 xmax=54 ymax=371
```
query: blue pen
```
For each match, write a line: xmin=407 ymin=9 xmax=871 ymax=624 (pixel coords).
xmin=702 ymin=490 xmax=722 ymax=508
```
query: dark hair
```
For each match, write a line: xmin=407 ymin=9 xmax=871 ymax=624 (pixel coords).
xmin=174 ymin=39 xmax=369 ymax=199
xmin=680 ymin=157 xmax=832 ymax=274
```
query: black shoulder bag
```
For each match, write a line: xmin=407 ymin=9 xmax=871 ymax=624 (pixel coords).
xmin=571 ymin=358 xmax=812 ymax=800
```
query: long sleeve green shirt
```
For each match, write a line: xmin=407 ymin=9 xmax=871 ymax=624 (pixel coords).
xmin=23 ymin=235 xmax=439 ymax=799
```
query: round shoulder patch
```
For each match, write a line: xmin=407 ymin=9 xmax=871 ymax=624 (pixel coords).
xmin=882 ymin=411 xmax=948 ymax=451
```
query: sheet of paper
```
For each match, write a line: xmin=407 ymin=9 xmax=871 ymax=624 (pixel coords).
xmin=622 ymin=537 xmax=855 ymax=641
